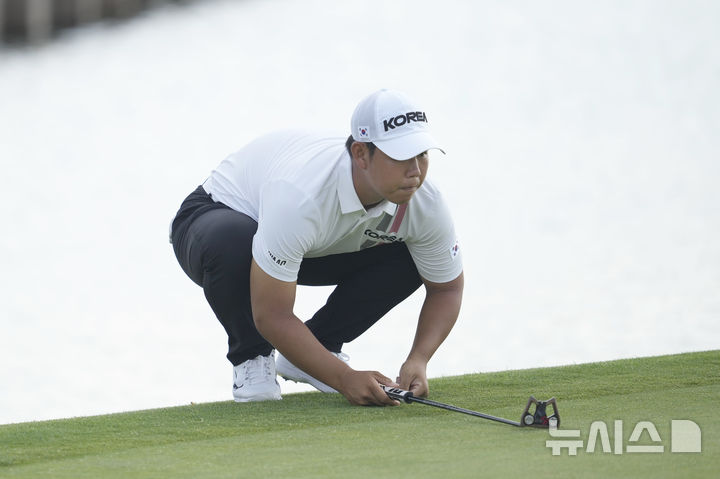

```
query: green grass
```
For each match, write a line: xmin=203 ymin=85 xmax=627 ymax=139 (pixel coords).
xmin=1 ymin=351 xmax=718 ymax=478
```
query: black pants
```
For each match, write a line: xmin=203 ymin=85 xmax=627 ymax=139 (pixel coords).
xmin=171 ymin=186 xmax=423 ymax=366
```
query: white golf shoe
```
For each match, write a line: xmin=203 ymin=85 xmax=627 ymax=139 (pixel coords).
xmin=276 ymin=351 xmax=350 ymax=393
xmin=232 ymin=352 xmax=282 ymax=402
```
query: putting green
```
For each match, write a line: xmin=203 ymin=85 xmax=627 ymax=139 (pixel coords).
xmin=1 ymin=350 xmax=718 ymax=478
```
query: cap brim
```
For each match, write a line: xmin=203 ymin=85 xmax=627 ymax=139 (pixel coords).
xmin=374 ymin=131 xmax=445 ymax=160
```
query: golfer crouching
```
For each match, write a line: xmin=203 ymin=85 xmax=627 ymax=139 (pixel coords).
xmin=170 ymin=89 xmax=464 ymax=406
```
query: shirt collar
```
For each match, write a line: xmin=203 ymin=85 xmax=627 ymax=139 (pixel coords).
xmin=336 ymin=153 xmax=397 ymax=217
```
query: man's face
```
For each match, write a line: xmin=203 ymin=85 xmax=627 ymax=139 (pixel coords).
xmin=367 ymin=148 xmax=429 ymax=205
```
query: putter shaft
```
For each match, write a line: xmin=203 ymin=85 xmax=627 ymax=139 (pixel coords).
xmin=409 ymin=396 xmax=522 ymax=426
xmin=381 ymin=385 xmax=521 ymax=427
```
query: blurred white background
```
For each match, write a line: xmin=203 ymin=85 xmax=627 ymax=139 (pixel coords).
xmin=1 ymin=0 xmax=718 ymax=424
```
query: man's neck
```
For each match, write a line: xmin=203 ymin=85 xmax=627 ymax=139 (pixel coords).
xmin=351 ymin=161 xmax=383 ymax=209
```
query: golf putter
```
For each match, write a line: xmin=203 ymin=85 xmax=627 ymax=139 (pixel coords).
xmin=521 ymin=396 xmax=560 ymax=428
xmin=381 ymin=385 xmax=560 ymax=428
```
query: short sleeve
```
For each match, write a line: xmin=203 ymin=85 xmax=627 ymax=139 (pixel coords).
xmin=252 ymin=181 xmax=319 ymax=282
xmin=406 ymin=193 xmax=463 ymax=283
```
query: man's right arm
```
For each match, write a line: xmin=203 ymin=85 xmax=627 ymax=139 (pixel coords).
xmin=249 ymin=259 xmax=399 ymax=406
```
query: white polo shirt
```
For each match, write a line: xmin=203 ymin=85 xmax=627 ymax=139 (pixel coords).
xmin=202 ymin=129 xmax=462 ymax=283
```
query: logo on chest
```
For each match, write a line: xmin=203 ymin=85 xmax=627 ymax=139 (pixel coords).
xmin=360 ymin=204 xmax=408 ymax=249
xmin=363 ymin=229 xmax=404 ymax=243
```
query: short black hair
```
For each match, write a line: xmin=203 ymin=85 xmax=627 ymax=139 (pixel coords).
xmin=345 ymin=135 xmax=377 ymax=157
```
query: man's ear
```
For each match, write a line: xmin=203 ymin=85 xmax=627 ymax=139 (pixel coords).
xmin=350 ymin=142 xmax=370 ymax=170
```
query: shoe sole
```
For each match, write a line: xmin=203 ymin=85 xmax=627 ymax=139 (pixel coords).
xmin=276 ymin=359 xmax=338 ymax=393
xmin=233 ymin=392 xmax=282 ymax=402
xmin=277 ymin=372 xmax=337 ymax=393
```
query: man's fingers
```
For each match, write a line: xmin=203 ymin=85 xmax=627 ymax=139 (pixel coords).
xmin=397 ymin=359 xmax=429 ymax=398
xmin=397 ymin=373 xmax=414 ymax=391
xmin=409 ymin=380 xmax=425 ymax=397
xmin=340 ymin=370 xmax=401 ymax=406
xmin=397 ymin=376 xmax=409 ymax=390
xmin=373 ymin=372 xmax=398 ymax=388
xmin=371 ymin=372 xmax=400 ymax=405
xmin=374 ymin=385 xmax=400 ymax=406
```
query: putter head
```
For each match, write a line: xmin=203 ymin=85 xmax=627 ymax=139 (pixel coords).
xmin=520 ymin=396 xmax=560 ymax=428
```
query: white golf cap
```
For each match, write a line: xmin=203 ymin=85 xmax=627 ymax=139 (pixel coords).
xmin=351 ymin=89 xmax=445 ymax=160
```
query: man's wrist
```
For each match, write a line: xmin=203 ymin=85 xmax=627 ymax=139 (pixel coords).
xmin=327 ymin=358 xmax=355 ymax=392
xmin=405 ymin=351 xmax=431 ymax=364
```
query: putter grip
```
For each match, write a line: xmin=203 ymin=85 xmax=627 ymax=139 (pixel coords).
xmin=381 ymin=385 xmax=414 ymax=403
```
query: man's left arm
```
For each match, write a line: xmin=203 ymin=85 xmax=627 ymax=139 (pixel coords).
xmin=397 ymin=272 xmax=464 ymax=397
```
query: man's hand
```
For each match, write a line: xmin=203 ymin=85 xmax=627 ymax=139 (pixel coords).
xmin=338 ymin=370 xmax=400 ymax=406
xmin=398 ymin=272 xmax=464 ymax=399
xmin=397 ymin=357 xmax=429 ymax=397
xmin=250 ymin=259 xmax=400 ymax=407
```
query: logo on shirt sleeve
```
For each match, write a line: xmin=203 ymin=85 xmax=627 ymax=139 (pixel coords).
xmin=450 ymin=240 xmax=460 ymax=259
xmin=267 ymin=250 xmax=287 ymax=267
